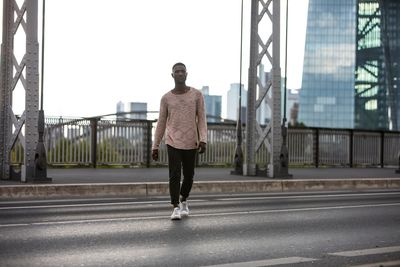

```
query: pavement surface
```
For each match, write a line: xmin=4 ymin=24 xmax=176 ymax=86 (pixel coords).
xmin=1 ymin=191 xmax=400 ymax=267
xmin=1 ymin=167 xmax=400 ymax=199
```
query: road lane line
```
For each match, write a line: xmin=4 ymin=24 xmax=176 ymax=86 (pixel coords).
xmin=200 ymin=257 xmax=317 ymax=267
xmin=217 ymin=192 xmax=400 ymax=201
xmin=0 ymin=202 xmax=399 ymax=228
xmin=2 ymin=191 xmax=399 ymax=210
xmin=0 ymin=197 xmax=141 ymax=204
xmin=0 ymin=199 xmax=206 ymax=210
xmin=347 ymin=260 xmax=400 ymax=267
xmin=329 ymin=246 xmax=400 ymax=257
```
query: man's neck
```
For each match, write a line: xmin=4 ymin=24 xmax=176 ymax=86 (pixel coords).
xmin=172 ymin=84 xmax=189 ymax=94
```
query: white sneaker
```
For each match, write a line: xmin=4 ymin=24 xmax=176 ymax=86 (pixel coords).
xmin=180 ymin=201 xmax=189 ymax=216
xmin=170 ymin=207 xmax=181 ymax=220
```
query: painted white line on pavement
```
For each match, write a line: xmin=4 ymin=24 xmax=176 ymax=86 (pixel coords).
xmin=329 ymin=246 xmax=400 ymax=257
xmin=347 ymin=260 xmax=400 ymax=267
xmin=0 ymin=202 xmax=399 ymax=228
xmin=200 ymin=256 xmax=317 ymax=267
xmin=217 ymin=191 xmax=400 ymax=201
xmin=0 ymin=199 xmax=206 ymax=210
xmin=0 ymin=197 xmax=140 ymax=205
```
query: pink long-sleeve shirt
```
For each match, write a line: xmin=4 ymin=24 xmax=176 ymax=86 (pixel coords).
xmin=153 ymin=87 xmax=207 ymax=150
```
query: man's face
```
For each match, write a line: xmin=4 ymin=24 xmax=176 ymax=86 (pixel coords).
xmin=172 ymin=65 xmax=187 ymax=84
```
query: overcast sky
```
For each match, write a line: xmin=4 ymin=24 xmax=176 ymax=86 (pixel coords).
xmin=7 ymin=0 xmax=309 ymax=119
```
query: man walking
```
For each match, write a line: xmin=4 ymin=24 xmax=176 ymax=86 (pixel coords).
xmin=152 ymin=62 xmax=207 ymax=220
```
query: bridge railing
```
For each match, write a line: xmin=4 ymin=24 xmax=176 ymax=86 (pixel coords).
xmin=9 ymin=117 xmax=400 ymax=168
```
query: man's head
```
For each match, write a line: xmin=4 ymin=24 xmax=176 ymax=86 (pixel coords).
xmin=171 ymin=62 xmax=187 ymax=85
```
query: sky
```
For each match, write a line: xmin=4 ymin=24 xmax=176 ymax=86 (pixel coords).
xmin=7 ymin=0 xmax=309 ymax=120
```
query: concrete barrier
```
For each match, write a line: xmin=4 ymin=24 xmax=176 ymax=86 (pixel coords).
xmin=0 ymin=179 xmax=399 ymax=199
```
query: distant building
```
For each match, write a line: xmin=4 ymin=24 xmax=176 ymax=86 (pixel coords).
xmin=116 ymin=101 xmax=147 ymax=120
xmin=299 ymin=0 xmax=400 ymax=130
xmin=128 ymin=102 xmax=147 ymax=120
xmin=116 ymin=101 xmax=125 ymax=120
xmin=201 ymin=86 xmax=222 ymax=123
xmin=227 ymin=83 xmax=247 ymax=122
xmin=257 ymin=66 xmax=271 ymax=125
xmin=287 ymin=89 xmax=300 ymax=126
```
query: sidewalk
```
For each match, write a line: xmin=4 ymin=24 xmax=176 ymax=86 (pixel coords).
xmin=1 ymin=167 xmax=399 ymax=199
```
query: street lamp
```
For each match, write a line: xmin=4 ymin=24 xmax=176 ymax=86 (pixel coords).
xmin=231 ymin=0 xmax=244 ymax=175
xmin=279 ymin=0 xmax=291 ymax=178
xmin=34 ymin=0 xmax=52 ymax=182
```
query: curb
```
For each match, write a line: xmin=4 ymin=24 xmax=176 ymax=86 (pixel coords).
xmin=1 ymin=178 xmax=399 ymax=199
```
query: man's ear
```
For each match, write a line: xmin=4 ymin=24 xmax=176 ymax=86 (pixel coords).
xmin=171 ymin=73 xmax=174 ymax=78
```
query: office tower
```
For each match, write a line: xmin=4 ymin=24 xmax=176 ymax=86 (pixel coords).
xmin=201 ymin=86 xmax=222 ymax=123
xmin=355 ymin=0 xmax=400 ymax=130
xmin=128 ymin=102 xmax=147 ymax=120
xmin=299 ymin=0 xmax=356 ymax=129
xmin=298 ymin=0 xmax=399 ymax=130
xmin=116 ymin=101 xmax=147 ymax=120
xmin=116 ymin=101 xmax=125 ymax=120
xmin=227 ymin=83 xmax=247 ymax=122
xmin=257 ymin=66 xmax=271 ymax=125
xmin=287 ymin=89 xmax=300 ymax=126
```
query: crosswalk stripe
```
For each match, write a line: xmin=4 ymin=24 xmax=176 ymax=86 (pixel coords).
xmin=200 ymin=257 xmax=317 ymax=267
xmin=329 ymin=246 xmax=400 ymax=257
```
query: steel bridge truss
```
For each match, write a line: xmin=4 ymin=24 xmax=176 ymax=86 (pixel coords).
xmin=1 ymin=0 xmax=40 ymax=181
xmin=245 ymin=0 xmax=290 ymax=177
xmin=1 ymin=0 xmax=289 ymax=181
xmin=355 ymin=0 xmax=398 ymax=130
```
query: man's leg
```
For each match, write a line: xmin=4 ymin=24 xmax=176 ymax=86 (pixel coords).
xmin=167 ymin=145 xmax=182 ymax=207
xmin=180 ymin=149 xmax=197 ymax=201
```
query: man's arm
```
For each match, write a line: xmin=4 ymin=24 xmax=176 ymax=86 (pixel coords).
xmin=197 ymin=92 xmax=207 ymax=153
xmin=152 ymin=96 xmax=168 ymax=160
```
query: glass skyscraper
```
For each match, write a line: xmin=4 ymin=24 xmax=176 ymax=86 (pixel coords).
xmin=298 ymin=0 xmax=400 ymax=131
xmin=201 ymin=86 xmax=222 ymax=123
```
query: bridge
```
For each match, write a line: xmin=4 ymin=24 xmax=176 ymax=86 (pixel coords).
xmin=1 ymin=0 xmax=399 ymax=183
xmin=0 ymin=0 xmax=289 ymax=182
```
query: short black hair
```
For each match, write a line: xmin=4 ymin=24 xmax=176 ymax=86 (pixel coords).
xmin=172 ymin=62 xmax=186 ymax=71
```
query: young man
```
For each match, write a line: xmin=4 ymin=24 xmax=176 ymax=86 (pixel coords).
xmin=152 ymin=62 xmax=207 ymax=220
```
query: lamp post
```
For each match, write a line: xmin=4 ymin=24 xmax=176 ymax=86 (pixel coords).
xmin=279 ymin=0 xmax=292 ymax=178
xmin=33 ymin=0 xmax=51 ymax=182
xmin=231 ymin=0 xmax=244 ymax=175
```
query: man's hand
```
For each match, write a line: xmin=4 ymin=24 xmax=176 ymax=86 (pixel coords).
xmin=198 ymin=142 xmax=206 ymax=154
xmin=152 ymin=149 xmax=159 ymax=161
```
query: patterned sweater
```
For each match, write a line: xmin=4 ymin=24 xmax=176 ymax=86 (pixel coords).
xmin=153 ymin=87 xmax=207 ymax=150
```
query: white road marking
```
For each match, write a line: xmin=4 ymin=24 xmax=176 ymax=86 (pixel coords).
xmin=201 ymin=257 xmax=317 ymax=267
xmin=347 ymin=260 xmax=400 ymax=267
xmin=329 ymin=246 xmax=400 ymax=257
xmin=0 ymin=202 xmax=399 ymax=228
xmin=0 ymin=197 xmax=140 ymax=204
xmin=217 ymin=191 xmax=400 ymax=201
xmin=0 ymin=199 xmax=205 ymax=210
xmin=2 ymin=191 xmax=399 ymax=210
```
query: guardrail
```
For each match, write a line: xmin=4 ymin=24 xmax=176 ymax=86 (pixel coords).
xmin=10 ymin=117 xmax=400 ymax=168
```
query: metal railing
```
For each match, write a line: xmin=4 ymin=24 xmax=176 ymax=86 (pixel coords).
xmin=10 ymin=117 xmax=400 ymax=168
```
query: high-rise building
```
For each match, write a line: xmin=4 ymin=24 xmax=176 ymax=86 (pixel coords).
xmin=355 ymin=0 xmax=400 ymax=130
xmin=287 ymin=89 xmax=300 ymax=126
xmin=256 ymin=65 xmax=271 ymax=125
xmin=116 ymin=101 xmax=125 ymax=120
xmin=227 ymin=83 xmax=247 ymax=122
xmin=128 ymin=102 xmax=147 ymax=120
xmin=116 ymin=102 xmax=148 ymax=120
xmin=201 ymin=86 xmax=222 ymax=123
xmin=298 ymin=0 xmax=399 ymax=131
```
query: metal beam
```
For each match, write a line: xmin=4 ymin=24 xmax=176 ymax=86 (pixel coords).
xmin=1 ymin=0 xmax=41 ymax=182
xmin=245 ymin=0 xmax=289 ymax=178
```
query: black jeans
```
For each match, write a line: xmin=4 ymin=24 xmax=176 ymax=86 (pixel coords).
xmin=167 ymin=145 xmax=197 ymax=206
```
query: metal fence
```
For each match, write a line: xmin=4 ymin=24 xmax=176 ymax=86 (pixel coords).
xmin=10 ymin=117 xmax=400 ymax=168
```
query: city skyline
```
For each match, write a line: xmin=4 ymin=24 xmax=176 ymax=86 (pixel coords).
xmin=1 ymin=0 xmax=309 ymax=119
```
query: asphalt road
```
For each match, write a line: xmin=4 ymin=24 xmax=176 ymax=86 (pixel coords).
xmin=1 ymin=190 xmax=400 ymax=267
